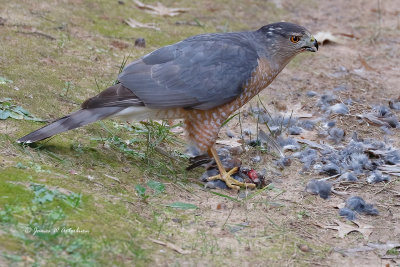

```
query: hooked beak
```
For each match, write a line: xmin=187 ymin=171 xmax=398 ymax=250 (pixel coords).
xmin=303 ymin=36 xmax=318 ymax=52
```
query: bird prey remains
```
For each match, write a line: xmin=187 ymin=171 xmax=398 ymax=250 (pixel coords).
xmin=18 ymin=22 xmax=318 ymax=190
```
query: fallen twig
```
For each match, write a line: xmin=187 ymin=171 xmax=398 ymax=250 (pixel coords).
xmin=16 ymin=30 xmax=56 ymax=40
xmin=149 ymin=238 xmax=191 ymax=254
xmin=134 ymin=0 xmax=189 ymax=17
xmin=124 ymin=18 xmax=160 ymax=31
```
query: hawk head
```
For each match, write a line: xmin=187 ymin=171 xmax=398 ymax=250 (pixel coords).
xmin=256 ymin=22 xmax=318 ymax=67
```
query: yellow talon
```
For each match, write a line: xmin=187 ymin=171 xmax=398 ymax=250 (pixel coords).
xmin=207 ymin=148 xmax=256 ymax=190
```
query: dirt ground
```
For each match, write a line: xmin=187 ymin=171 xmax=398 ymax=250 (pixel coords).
xmin=0 ymin=0 xmax=399 ymax=266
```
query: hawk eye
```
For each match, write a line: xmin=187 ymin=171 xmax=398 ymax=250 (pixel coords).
xmin=290 ymin=36 xmax=300 ymax=43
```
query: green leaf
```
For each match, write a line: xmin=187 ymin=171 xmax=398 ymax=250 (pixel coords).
xmin=0 ymin=76 xmax=13 ymax=85
xmin=24 ymin=115 xmax=45 ymax=122
xmin=135 ymin=185 xmax=146 ymax=198
xmin=147 ymin=180 xmax=165 ymax=195
xmin=0 ymin=110 xmax=10 ymax=120
xmin=13 ymin=106 xmax=30 ymax=115
xmin=167 ymin=202 xmax=198 ymax=210
xmin=15 ymin=162 xmax=28 ymax=169
xmin=9 ymin=111 xmax=23 ymax=120
xmin=0 ymin=98 xmax=43 ymax=121
xmin=34 ymin=191 xmax=55 ymax=204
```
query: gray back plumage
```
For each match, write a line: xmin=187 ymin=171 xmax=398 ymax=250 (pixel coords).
xmin=118 ymin=32 xmax=259 ymax=110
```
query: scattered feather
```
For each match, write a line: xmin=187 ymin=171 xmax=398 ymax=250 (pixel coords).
xmin=373 ymin=105 xmax=392 ymax=118
xmin=321 ymin=163 xmax=341 ymax=175
xmin=275 ymin=156 xmax=291 ymax=168
xmin=328 ymin=103 xmax=349 ymax=115
xmin=339 ymin=208 xmax=357 ymax=221
xmin=367 ymin=170 xmax=390 ymax=184
xmin=325 ymin=120 xmax=336 ymax=128
xmin=293 ymin=147 xmax=318 ymax=170
xmin=277 ymin=137 xmax=300 ymax=151
xmin=347 ymin=153 xmax=371 ymax=174
xmin=251 ymin=155 xmax=261 ymax=163
xmin=338 ymin=172 xmax=358 ymax=182
xmin=328 ymin=127 xmax=345 ymax=144
xmin=318 ymin=93 xmax=337 ymax=111
xmin=305 ymin=179 xmax=332 ymax=199
xmin=333 ymin=84 xmax=349 ymax=92
xmin=379 ymin=164 xmax=400 ymax=177
xmin=345 ymin=196 xmax=379 ymax=216
xmin=382 ymin=116 xmax=400 ymax=128
xmin=306 ymin=91 xmax=317 ymax=97
xmin=134 ymin=38 xmax=146 ymax=48
xmin=383 ymin=150 xmax=400 ymax=165
xmin=205 ymin=180 xmax=228 ymax=190
xmin=380 ymin=126 xmax=393 ymax=135
xmin=258 ymin=129 xmax=284 ymax=157
xmin=288 ymin=126 xmax=302 ymax=135
xmin=335 ymin=242 xmax=400 ymax=257
xmin=225 ymin=130 xmax=235 ymax=138
xmin=389 ymin=98 xmax=400 ymax=110
xmin=298 ymin=119 xmax=316 ymax=130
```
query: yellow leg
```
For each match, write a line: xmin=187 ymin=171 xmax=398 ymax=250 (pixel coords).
xmin=207 ymin=147 xmax=256 ymax=191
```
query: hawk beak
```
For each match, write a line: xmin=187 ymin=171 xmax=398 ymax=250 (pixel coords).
xmin=303 ymin=36 xmax=318 ymax=52
xmin=312 ymin=39 xmax=318 ymax=51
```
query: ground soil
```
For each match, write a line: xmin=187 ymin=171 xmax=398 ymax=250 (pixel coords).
xmin=0 ymin=0 xmax=399 ymax=266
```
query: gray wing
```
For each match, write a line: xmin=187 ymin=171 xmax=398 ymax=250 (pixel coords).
xmin=118 ymin=32 xmax=259 ymax=110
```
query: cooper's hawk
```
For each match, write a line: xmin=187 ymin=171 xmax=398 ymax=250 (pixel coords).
xmin=18 ymin=22 xmax=318 ymax=190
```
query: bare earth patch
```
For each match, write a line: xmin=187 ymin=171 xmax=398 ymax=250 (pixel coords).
xmin=0 ymin=0 xmax=399 ymax=266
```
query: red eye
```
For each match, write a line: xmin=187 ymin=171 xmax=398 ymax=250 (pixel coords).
xmin=290 ymin=36 xmax=300 ymax=43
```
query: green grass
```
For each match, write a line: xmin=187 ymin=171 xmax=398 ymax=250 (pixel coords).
xmin=0 ymin=0 xmax=332 ymax=265
xmin=0 ymin=178 xmax=149 ymax=266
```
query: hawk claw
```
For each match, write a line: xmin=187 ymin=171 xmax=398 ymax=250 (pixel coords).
xmin=208 ymin=167 xmax=256 ymax=191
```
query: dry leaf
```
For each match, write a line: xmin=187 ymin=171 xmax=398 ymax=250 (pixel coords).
xmin=124 ymin=18 xmax=160 ymax=31
xmin=314 ymin=31 xmax=343 ymax=45
xmin=149 ymin=238 xmax=191 ymax=254
xmin=216 ymin=138 xmax=242 ymax=148
xmin=134 ymin=0 xmax=189 ymax=17
xmin=321 ymin=220 xmax=373 ymax=240
xmin=111 ymin=40 xmax=129 ymax=50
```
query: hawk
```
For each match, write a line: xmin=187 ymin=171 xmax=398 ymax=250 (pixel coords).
xmin=18 ymin=22 xmax=318 ymax=190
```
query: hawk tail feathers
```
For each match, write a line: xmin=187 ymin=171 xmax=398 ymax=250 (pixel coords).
xmin=17 ymin=107 xmax=123 ymax=144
